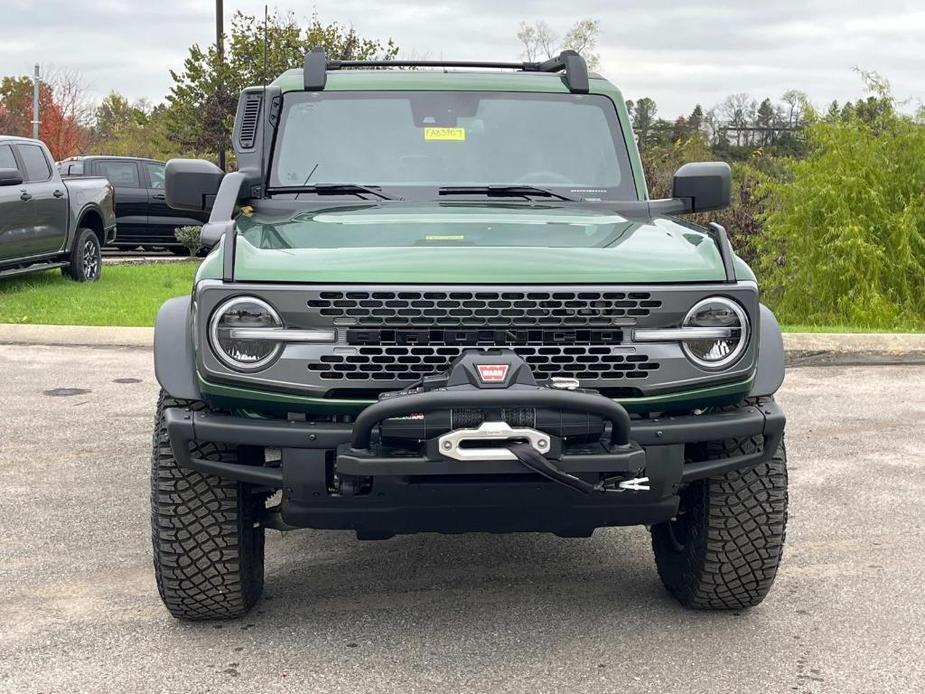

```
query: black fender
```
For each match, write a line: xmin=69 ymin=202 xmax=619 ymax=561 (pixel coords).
xmin=154 ymin=296 xmax=201 ymax=401
xmin=749 ymin=303 xmax=785 ymax=397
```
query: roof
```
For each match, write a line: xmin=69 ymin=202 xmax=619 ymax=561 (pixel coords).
xmin=59 ymin=155 xmax=164 ymax=164
xmin=272 ymin=68 xmax=615 ymax=97
xmin=0 ymin=135 xmax=41 ymax=144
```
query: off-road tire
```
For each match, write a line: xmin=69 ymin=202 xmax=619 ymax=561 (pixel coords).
xmin=650 ymin=435 xmax=788 ymax=610
xmin=150 ymin=391 xmax=265 ymax=620
xmin=63 ymin=228 xmax=101 ymax=282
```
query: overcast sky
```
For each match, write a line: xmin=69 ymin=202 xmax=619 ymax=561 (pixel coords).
xmin=3 ymin=0 xmax=925 ymax=117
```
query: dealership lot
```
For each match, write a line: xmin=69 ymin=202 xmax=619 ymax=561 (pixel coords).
xmin=1 ymin=344 xmax=923 ymax=693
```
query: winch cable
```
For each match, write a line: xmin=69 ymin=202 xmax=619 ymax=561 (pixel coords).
xmin=505 ymin=442 xmax=596 ymax=495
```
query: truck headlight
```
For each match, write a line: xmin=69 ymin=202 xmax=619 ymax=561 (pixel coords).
xmin=208 ymin=296 xmax=283 ymax=371
xmin=681 ymin=297 xmax=749 ymax=369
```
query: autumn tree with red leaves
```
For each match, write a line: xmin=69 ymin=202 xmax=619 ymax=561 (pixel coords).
xmin=0 ymin=68 xmax=92 ymax=160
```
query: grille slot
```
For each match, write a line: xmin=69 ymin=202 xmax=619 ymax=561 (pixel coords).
xmin=237 ymin=92 xmax=263 ymax=150
xmin=308 ymin=346 xmax=660 ymax=382
xmin=308 ymin=291 xmax=661 ymax=326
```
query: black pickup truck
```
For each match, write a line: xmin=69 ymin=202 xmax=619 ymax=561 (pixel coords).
xmin=58 ymin=155 xmax=209 ymax=254
xmin=0 ymin=136 xmax=116 ymax=281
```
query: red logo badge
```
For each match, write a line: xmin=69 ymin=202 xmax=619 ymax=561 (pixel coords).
xmin=476 ymin=364 xmax=509 ymax=383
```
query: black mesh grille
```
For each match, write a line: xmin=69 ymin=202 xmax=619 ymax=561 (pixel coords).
xmin=308 ymin=346 xmax=660 ymax=382
xmin=308 ymin=290 xmax=662 ymax=326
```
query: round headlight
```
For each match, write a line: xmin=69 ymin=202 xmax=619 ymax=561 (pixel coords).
xmin=681 ymin=297 xmax=749 ymax=370
xmin=208 ymin=296 xmax=283 ymax=371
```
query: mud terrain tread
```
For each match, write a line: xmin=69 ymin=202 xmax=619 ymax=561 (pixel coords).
xmin=651 ymin=436 xmax=788 ymax=610
xmin=150 ymin=392 xmax=264 ymax=620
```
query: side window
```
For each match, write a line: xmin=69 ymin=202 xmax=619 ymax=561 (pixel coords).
xmin=144 ymin=162 xmax=165 ymax=190
xmin=97 ymin=160 xmax=140 ymax=188
xmin=0 ymin=144 xmax=16 ymax=170
xmin=16 ymin=144 xmax=52 ymax=182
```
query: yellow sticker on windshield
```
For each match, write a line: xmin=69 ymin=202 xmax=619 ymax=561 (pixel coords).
xmin=424 ymin=127 xmax=466 ymax=141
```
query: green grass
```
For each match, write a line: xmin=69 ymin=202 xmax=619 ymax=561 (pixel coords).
xmin=0 ymin=262 xmax=198 ymax=327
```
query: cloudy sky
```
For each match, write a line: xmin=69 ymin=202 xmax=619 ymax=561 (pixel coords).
xmin=3 ymin=0 xmax=925 ymax=117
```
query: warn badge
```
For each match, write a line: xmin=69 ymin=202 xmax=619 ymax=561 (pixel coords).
xmin=476 ymin=364 xmax=510 ymax=383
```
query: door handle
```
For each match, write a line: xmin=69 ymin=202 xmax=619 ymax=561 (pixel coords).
xmin=53 ymin=189 xmax=64 ymax=198
xmin=152 ymin=193 xmax=166 ymax=200
xmin=20 ymin=191 xmax=32 ymax=201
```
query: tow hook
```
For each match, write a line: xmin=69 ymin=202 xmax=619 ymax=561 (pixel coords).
xmin=597 ymin=476 xmax=651 ymax=492
xmin=617 ymin=477 xmax=651 ymax=492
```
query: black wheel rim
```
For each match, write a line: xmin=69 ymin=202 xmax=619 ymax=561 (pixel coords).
xmin=83 ymin=239 xmax=100 ymax=279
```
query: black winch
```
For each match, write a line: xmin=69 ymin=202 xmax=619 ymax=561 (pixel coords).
xmin=378 ymin=350 xmax=606 ymax=447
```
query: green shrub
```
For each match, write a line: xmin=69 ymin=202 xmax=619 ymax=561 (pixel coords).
xmin=174 ymin=225 xmax=202 ymax=256
xmin=755 ymin=89 xmax=925 ymax=329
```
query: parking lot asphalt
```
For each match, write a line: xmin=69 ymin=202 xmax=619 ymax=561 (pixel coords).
xmin=1 ymin=344 xmax=923 ymax=693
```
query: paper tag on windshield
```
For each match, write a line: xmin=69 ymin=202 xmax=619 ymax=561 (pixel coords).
xmin=424 ymin=127 xmax=466 ymax=141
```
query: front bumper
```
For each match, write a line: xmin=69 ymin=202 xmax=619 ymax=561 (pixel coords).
xmin=164 ymin=397 xmax=785 ymax=538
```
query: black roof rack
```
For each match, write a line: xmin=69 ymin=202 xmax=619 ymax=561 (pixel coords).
xmin=302 ymin=48 xmax=590 ymax=94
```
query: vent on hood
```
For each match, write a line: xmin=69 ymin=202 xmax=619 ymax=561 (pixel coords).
xmin=238 ymin=92 xmax=263 ymax=150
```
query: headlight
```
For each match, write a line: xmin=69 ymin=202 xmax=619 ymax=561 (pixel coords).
xmin=208 ymin=296 xmax=283 ymax=371
xmin=681 ymin=297 xmax=749 ymax=369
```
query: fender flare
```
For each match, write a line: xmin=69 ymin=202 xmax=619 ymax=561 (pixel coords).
xmin=749 ymin=303 xmax=786 ymax=397
xmin=74 ymin=201 xmax=100 ymax=224
xmin=154 ymin=296 xmax=201 ymax=401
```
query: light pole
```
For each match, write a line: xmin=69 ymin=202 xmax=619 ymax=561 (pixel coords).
xmin=31 ymin=64 xmax=40 ymax=140
xmin=216 ymin=0 xmax=226 ymax=170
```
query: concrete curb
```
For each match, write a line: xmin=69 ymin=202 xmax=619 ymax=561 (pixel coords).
xmin=1 ymin=324 xmax=924 ymax=364
xmin=0 ymin=324 xmax=154 ymax=348
xmin=784 ymin=333 xmax=925 ymax=366
xmin=102 ymin=256 xmax=195 ymax=265
xmin=783 ymin=332 xmax=925 ymax=353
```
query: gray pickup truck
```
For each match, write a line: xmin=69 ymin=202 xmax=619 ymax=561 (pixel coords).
xmin=0 ymin=136 xmax=116 ymax=281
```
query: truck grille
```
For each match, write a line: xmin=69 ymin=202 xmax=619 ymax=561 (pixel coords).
xmin=309 ymin=290 xmax=662 ymax=326
xmin=198 ymin=282 xmax=760 ymax=399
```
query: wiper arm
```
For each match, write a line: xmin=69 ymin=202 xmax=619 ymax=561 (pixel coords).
xmin=439 ymin=185 xmax=576 ymax=202
xmin=273 ymin=184 xmax=395 ymax=201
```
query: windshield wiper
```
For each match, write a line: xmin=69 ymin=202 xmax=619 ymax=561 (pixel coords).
xmin=273 ymin=184 xmax=396 ymax=201
xmin=438 ymin=185 xmax=577 ymax=202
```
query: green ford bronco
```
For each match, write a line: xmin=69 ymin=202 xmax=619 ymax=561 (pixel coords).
xmin=151 ymin=49 xmax=787 ymax=620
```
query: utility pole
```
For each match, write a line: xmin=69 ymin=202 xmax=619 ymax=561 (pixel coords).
xmin=31 ymin=64 xmax=40 ymax=140
xmin=216 ymin=0 xmax=226 ymax=170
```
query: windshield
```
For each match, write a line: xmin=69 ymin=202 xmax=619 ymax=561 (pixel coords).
xmin=270 ymin=90 xmax=637 ymax=201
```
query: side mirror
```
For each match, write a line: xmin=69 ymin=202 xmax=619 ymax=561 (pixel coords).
xmin=165 ymin=158 xmax=224 ymax=212
xmin=671 ymin=162 xmax=731 ymax=213
xmin=0 ymin=168 xmax=24 ymax=187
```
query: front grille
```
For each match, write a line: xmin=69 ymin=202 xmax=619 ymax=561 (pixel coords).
xmin=199 ymin=282 xmax=759 ymax=399
xmin=309 ymin=290 xmax=662 ymax=326
xmin=308 ymin=345 xmax=660 ymax=382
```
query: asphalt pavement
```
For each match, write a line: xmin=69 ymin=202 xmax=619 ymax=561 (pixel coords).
xmin=1 ymin=344 xmax=923 ymax=693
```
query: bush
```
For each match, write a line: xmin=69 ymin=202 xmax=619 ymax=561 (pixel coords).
xmin=755 ymin=91 xmax=925 ymax=329
xmin=174 ymin=226 xmax=202 ymax=256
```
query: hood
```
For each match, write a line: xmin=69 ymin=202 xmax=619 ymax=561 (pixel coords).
xmin=220 ymin=202 xmax=729 ymax=284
